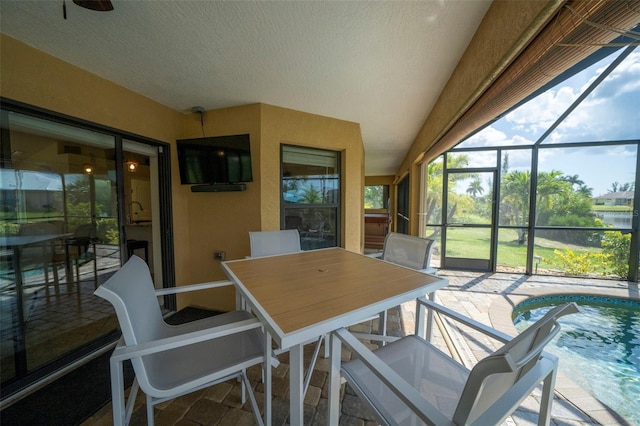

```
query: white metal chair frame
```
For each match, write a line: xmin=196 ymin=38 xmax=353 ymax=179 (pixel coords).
xmin=95 ymin=256 xmax=269 ymax=426
xmin=330 ymin=298 xmax=579 ymax=426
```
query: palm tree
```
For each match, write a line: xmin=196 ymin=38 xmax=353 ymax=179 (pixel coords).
xmin=425 ymin=154 xmax=474 ymax=235
xmin=536 ymin=170 xmax=573 ymax=225
xmin=501 ymin=170 xmax=530 ymax=243
xmin=561 ymin=174 xmax=585 ymax=189
xmin=466 ymin=178 xmax=484 ymax=198
xmin=619 ymin=182 xmax=632 ymax=192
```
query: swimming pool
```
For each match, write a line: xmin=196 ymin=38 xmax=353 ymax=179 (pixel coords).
xmin=513 ymin=295 xmax=640 ymax=425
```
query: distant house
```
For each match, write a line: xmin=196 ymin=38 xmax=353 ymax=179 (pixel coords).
xmin=592 ymin=191 xmax=634 ymax=206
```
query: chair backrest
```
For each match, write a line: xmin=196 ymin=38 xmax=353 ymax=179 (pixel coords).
xmin=249 ymin=229 xmax=301 ymax=258
xmin=454 ymin=302 xmax=579 ymax=425
xmin=94 ymin=256 xmax=167 ymax=386
xmin=74 ymin=223 xmax=96 ymax=239
xmin=18 ymin=222 xmax=58 ymax=264
xmin=381 ymin=232 xmax=434 ymax=271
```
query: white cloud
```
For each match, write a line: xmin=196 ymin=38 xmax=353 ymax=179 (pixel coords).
xmin=545 ymin=50 xmax=640 ymax=143
xmin=461 ymin=125 xmax=536 ymax=148
xmin=505 ymin=86 xmax=578 ymax=136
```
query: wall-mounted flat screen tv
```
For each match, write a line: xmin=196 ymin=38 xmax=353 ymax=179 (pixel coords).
xmin=177 ymin=134 xmax=253 ymax=185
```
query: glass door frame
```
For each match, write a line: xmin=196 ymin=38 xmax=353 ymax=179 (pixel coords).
xmin=442 ymin=167 xmax=499 ymax=271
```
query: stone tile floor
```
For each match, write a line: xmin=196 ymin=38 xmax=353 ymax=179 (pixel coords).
xmin=83 ymin=270 xmax=639 ymax=425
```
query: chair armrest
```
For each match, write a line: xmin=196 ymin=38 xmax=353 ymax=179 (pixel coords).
xmin=154 ymin=280 xmax=234 ymax=296
xmin=472 ymin=353 xmax=558 ymax=425
xmin=111 ymin=317 xmax=262 ymax=362
xmin=417 ymin=297 xmax=512 ymax=343
xmin=364 ymin=252 xmax=382 ymax=259
xmin=334 ymin=328 xmax=455 ymax=426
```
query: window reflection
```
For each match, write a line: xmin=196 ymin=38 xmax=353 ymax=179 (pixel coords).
xmin=281 ymin=146 xmax=340 ymax=250
xmin=0 ymin=111 xmax=120 ymax=387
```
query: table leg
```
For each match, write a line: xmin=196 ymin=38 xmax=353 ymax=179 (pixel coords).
xmin=289 ymin=344 xmax=304 ymax=425
xmin=328 ymin=333 xmax=342 ymax=425
xmin=263 ymin=330 xmax=272 ymax=426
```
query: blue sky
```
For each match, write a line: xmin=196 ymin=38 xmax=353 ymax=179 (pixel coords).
xmin=458 ymin=46 xmax=640 ymax=197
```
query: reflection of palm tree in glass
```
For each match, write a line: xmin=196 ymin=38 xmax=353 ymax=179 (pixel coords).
xmin=301 ymin=185 xmax=322 ymax=204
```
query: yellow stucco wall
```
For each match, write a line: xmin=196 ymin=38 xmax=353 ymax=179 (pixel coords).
xmin=0 ymin=35 xmax=181 ymax=144
xmin=259 ymin=104 xmax=364 ymax=253
xmin=175 ymin=104 xmax=364 ymax=310
xmin=1 ymin=34 xmax=365 ymax=311
xmin=175 ymin=104 xmax=263 ymax=310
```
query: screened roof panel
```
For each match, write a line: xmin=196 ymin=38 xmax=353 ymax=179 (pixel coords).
xmin=542 ymin=47 xmax=640 ymax=144
xmin=456 ymin=47 xmax=626 ymax=149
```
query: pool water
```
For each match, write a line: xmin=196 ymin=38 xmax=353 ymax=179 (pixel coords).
xmin=513 ymin=295 xmax=640 ymax=425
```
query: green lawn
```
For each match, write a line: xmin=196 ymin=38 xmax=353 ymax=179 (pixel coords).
xmin=443 ymin=227 xmax=606 ymax=273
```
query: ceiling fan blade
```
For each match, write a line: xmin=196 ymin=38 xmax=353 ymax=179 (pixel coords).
xmin=72 ymin=0 xmax=114 ymax=12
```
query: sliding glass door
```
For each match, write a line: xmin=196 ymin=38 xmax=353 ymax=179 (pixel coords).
xmin=0 ymin=106 xmax=173 ymax=399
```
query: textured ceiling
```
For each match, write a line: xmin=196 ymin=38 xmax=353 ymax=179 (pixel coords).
xmin=0 ymin=0 xmax=491 ymax=176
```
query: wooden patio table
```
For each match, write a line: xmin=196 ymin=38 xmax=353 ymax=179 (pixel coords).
xmin=222 ymin=247 xmax=448 ymax=425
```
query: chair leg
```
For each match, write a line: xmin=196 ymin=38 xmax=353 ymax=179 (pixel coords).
xmin=125 ymin=379 xmax=140 ymax=426
xmin=304 ymin=335 xmax=325 ymax=395
xmin=51 ymin=264 xmax=61 ymax=296
xmin=110 ymin=358 xmax=127 ymax=426
xmin=240 ymin=371 xmax=247 ymax=404
xmin=92 ymin=243 xmax=98 ymax=288
xmin=146 ymin=394 xmax=155 ymax=426
xmin=378 ymin=310 xmax=387 ymax=347
xmin=323 ymin=334 xmax=330 ymax=358
xmin=241 ymin=371 xmax=264 ymax=426
xmin=538 ymin=369 xmax=557 ymax=426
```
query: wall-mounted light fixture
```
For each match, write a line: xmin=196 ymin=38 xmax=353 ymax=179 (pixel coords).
xmin=83 ymin=164 xmax=94 ymax=174
xmin=126 ymin=161 xmax=138 ymax=172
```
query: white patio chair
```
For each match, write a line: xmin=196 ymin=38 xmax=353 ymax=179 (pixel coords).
xmin=360 ymin=232 xmax=437 ymax=344
xmin=248 ymin=229 xmax=302 ymax=257
xmin=331 ymin=299 xmax=579 ymax=426
xmin=373 ymin=232 xmax=436 ymax=275
xmin=94 ymin=255 xmax=268 ymax=426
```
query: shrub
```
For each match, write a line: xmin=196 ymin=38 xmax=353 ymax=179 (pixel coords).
xmin=96 ymin=218 xmax=119 ymax=244
xmin=601 ymin=232 xmax=630 ymax=279
xmin=552 ymin=248 xmax=608 ymax=276
xmin=0 ymin=222 xmax=19 ymax=236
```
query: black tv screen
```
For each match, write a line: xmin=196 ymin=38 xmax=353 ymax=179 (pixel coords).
xmin=177 ymin=134 xmax=253 ymax=184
